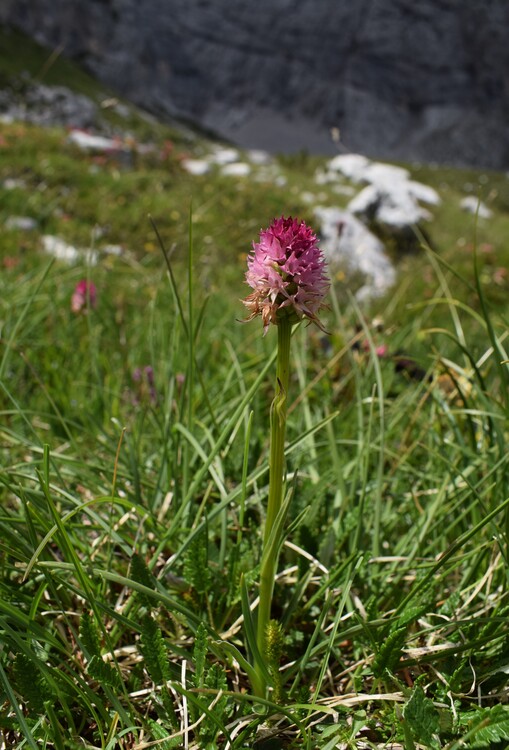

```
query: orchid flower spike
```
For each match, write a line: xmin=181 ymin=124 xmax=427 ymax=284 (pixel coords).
xmin=243 ymin=216 xmax=329 ymax=334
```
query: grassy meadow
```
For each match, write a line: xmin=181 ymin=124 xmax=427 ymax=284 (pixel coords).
xmin=1 ymin=26 xmax=509 ymax=749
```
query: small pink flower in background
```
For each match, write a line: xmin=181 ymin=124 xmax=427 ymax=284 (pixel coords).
xmin=3 ymin=256 xmax=19 ymax=269
xmin=131 ymin=366 xmax=158 ymax=406
xmin=71 ymin=280 xmax=97 ymax=313
xmin=361 ymin=340 xmax=388 ymax=358
xmin=243 ymin=216 xmax=329 ymax=333
xmin=493 ymin=267 xmax=508 ymax=286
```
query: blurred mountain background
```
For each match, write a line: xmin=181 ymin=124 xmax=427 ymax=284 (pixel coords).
xmin=2 ymin=0 xmax=509 ymax=169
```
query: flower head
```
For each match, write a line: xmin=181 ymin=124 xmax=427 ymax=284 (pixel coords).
xmin=243 ymin=216 xmax=329 ymax=333
xmin=71 ymin=280 xmax=97 ymax=313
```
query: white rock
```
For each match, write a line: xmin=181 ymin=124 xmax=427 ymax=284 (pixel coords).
xmin=300 ymin=191 xmax=316 ymax=204
xmin=210 ymin=147 xmax=240 ymax=164
xmin=327 ymin=153 xmax=370 ymax=182
xmin=3 ymin=177 xmax=26 ymax=190
xmin=315 ymin=168 xmax=341 ymax=185
xmin=103 ymin=244 xmax=123 ymax=256
xmin=314 ymin=207 xmax=396 ymax=299
xmin=322 ymin=153 xmax=440 ymax=228
xmin=407 ymin=180 xmax=441 ymax=205
xmin=5 ymin=216 xmax=38 ymax=231
xmin=253 ymin=166 xmax=285 ymax=185
xmin=68 ymin=130 xmax=124 ymax=151
xmin=460 ymin=196 xmax=492 ymax=219
xmin=220 ymin=162 xmax=251 ymax=177
xmin=247 ymin=149 xmax=271 ymax=165
xmin=348 ymin=183 xmax=431 ymax=227
xmin=42 ymin=235 xmax=98 ymax=265
xmin=363 ymin=162 xmax=410 ymax=184
xmin=180 ymin=158 xmax=211 ymax=176
xmin=345 ymin=185 xmax=378 ymax=216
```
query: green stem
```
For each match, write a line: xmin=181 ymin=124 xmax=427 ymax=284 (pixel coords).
xmin=255 ymin=317 xmax=292 ymax=698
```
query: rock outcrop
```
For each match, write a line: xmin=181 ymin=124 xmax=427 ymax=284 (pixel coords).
xmin=2 ymin=0 xmax=509 ymax=168
xmin=0 ymin=83 xmax=99 ymax=129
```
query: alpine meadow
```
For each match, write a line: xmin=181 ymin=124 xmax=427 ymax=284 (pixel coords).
xmin=2 ymin=25 xmax=509 ymax=750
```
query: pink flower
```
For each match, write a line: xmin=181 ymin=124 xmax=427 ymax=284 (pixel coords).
xmin=243 ymin=216 xmax=329 ymax=333
xmin=71 ymin=280 xmax=97 ymax=313
xmin=131 ymin=365 xmax=158 ymax=406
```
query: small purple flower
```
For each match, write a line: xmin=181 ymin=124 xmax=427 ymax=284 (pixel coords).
xmin=243 ymin=216 xmax=329 ymax=333
xmin=131 ymin=365 xmax=158 ymax=406
xmin=144 ymin=366 xmax=157 ymax=404
xmin=71 ymin=280 xmax=97 ymax=313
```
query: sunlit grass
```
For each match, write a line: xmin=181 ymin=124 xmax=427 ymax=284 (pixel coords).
xmin=2 ymin=32 xmax=509 ymax=748
xmin=1 ymin=225 xmax=509 ymax=746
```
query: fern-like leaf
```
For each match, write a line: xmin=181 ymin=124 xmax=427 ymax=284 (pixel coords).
xmin=193 ymin=621 xmax=208 ymax=689
xmin=199 ymin=663 xmax=228 ymax=746
xmin=146 ymin=717 xmax=180 ymax=749
xmin=87 ymin=655 xmax=122 ymax=692
xmin=130 ymin=552 xmax=156 ymax=608
xmin=460 ymin=705 xmax=509 ymax=748
xmin=12 ymin=652 xmax=50 ymax=715
xmin=183 ymin=529 xmax=210 ymax=595
xmin=79 ymin=610 xmax=102 ymax=659
xmin=372 ymin=626 xmax=407 ymax=678
xmin=403 ymin=685 xmax=440 ymax=747
xmin=139 ymin=614 xmax=170 ymax=685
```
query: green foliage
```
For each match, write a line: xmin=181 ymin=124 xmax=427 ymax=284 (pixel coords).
xmin=80 ymin=611 xmax=122 ymax=692
xmin=265 ymin=619 xmax=285 ymax=704
xmin=12 ymin=652 xmax=51 ymax=715
xmin=138 ymin=614 xmax=179 ymax=728
xmin=139 ymin=614 xmax=171 ymax=685
xmin=188 ymin=621 xmax=209 ymax=725
xmin=146 ymin=718 xmax=181 ymax=749
xmin=193 ymin=621 xmax=208 ymax=689
xmin=199 ymin=662 xmax=229 ymax=748
xmin=86 ymin=654 xmax=122 ymax=692
xmin=313 ymin=711 xmax=367 ymax=750
xmin=457 ymin=705 xmax=509 ymax=748
xmin=79 ymin=610 xmax=102 ymax=659
xmin=372 ymin=625 xmax=408 ymax=678
xmin=130 ymin=552 xmax=157 ymax=608
xmin=403 ymin=685 xmax=440 ymax=748
xmin=2 ymin=28 xmax=509 ymax=747
xmin=183 ymin=527 xmax=210 ymax=595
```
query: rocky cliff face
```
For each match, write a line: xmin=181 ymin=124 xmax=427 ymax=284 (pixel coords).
xmin=3 ymin=0 xmax=509 ymax=168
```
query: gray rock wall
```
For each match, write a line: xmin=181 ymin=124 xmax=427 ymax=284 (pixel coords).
xmin=3 ymin=0 xmax=509 ymax=168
